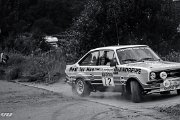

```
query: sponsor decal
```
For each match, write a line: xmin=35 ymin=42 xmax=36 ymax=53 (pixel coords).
xmin=69 ymin=67 xmax=101 ymax=72
xmin=114 ymin=67 xmax=141 ymax=74
xmin=102 ymin=71 xmax=114 ymax=86
xmin=69 ymin=66 xmax=141 ymax=74
xmin=102 ymin=72 xmax=113 ymax=77
xmin=80 ymin=67 xmax=85 ymax=72
xmin=86 ymin=67 xmax=95 ymax=71
xmin=69 ymin=67 xmax=78 ymax=72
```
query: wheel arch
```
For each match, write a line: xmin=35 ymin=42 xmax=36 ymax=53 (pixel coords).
xmin=126 ymin=77 xmax=144 ymax=93
xmin=75 ymin=76 xmax=89 ymax=83
xmin=75 ymin=77 xmax=92 ymax=89
xmin=72 ymin=77 xmax=91 ymax=97
xmin=75 ymin=73 xmax=88 ymax=82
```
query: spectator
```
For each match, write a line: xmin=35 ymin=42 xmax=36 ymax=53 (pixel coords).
xmin=0 ymin=53 xmax=9 ymax=64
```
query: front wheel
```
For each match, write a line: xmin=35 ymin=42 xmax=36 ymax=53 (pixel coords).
xmin=130 ymin=81 xmax=143 ymax=103
xmin=72 ymin=79 xmax=90 ymax=97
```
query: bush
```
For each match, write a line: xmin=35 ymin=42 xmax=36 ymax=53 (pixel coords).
xmin=7 ymin=53 xmax=26 ymax=66
xmin=1 ymin=49 xmax=66 ymax=83
xmin=0 ymin=69 xmax=5 ymax=80
xmin=163 ymin=51 xmax=180 ymax=62
xmin=6 ymin=67 xmax=22 ymax=81
xmin=21 ymin=49 xmax=66 ymax=83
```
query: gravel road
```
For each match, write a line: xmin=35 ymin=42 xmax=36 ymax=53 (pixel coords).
xmin=0 ymin=80 xmax=180 ymax=120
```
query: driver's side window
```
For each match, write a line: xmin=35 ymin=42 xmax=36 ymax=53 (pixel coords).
xmin=98 ymin=50 xmax=115 ymax=66
xmin=79 ymin=51 xmax=99 ymax=66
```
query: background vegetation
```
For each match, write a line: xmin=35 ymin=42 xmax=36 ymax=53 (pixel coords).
xmin=0 ymin=0 xmax=180 ymax=82
xmin=0 ymin=0 xmax=85 ymax=54
xmin=66 ymin=0 xmax=180 ymax=57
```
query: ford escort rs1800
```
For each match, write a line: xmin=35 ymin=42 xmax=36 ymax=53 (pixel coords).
xmin=65 ymin=45 xmax=180 ymax=102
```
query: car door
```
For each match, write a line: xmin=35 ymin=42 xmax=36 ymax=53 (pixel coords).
xmin=78 ymin=50 xmax=99 ymax=81
xmin=98 ymin=50 xmax=118 ymax=87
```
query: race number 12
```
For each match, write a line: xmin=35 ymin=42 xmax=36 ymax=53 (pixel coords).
xmin=102 ymin=77 xmax=115 ymax=86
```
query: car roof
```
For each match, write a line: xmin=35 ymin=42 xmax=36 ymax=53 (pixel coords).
xmin=90 ymin=45 xmax=148 ymax=51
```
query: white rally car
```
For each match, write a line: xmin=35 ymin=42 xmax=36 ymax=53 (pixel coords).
xmin=65 ymin=45 xmax=180 ymax=102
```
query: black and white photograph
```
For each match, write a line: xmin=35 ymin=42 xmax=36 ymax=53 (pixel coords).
xmin=0 ymin=0 xmax=180 ymax=120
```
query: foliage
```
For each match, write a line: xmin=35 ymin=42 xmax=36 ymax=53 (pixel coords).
xmin=162 ymin=50 xmax=180 ymax=62
xmin=65 ymin=0 xmax=102 ymax=58
xmin=6 ymin=66 xmax=22 ymax=81
xmin=0 ymin=69 xmax=5 ymax=80
xmin=21 ymin=49 xmax=65 ymax=83
xmin=0 ymin=0 xmax=180 ymax=76
xmin=1 ymin=49 xmax=66 ymax=83
xmin=66 ymin=0 xmax=180 ymax=58
xmin=0 ymin=0 xmax=85 ymax=53
xmin=7 ymin=53 xmax=26 ymax=66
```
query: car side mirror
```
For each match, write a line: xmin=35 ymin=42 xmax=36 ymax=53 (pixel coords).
xmin=110 ymin=58 xmax=117 ymax=67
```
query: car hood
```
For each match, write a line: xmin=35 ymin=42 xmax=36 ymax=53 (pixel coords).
xmin=125 ymin=61 xmax=180 ymax=71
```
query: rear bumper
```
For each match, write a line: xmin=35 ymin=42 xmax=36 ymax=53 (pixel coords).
xmin=65 ymin=76 xmax=72 ymax=85
xmin=65 ymin=76 xmax=75 ymax=86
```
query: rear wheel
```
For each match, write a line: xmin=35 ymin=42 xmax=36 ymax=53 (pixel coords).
xmin=160 ymin=91 xmax=170 ymax=95
xmin=72 ymin=79 xmax=90 ymax=97
xmin=130 ymin=81 xmax=143 ymax=103
xmin=177 ymin=89 xmax=180 ymax=95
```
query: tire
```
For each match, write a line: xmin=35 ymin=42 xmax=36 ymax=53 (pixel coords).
xmin=72 ymin=79 xmax=90 ymax=97
xmin=177 ymin=89 xmax=180 ymax=95
xmin=130 ymin=81 xmax=143 ymax=103
xmin=160 ymin=91 xmax=170 ymax=95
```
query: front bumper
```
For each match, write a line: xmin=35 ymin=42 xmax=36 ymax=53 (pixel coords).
xmin=144 ymin=77 xmax=180 ymax=93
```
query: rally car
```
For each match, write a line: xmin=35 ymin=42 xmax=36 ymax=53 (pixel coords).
xmin=65 ymin=45 xmax=180 ymax=102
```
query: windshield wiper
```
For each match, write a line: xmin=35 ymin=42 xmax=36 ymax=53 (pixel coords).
xmin=138 ymin=57 xmax=154 ymax=62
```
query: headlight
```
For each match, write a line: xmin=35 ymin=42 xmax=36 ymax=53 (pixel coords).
xmin=163 ymin=80 xmax=170 ymax=87
xmin=160 ymin=72 xmax=167 ymax=79
xmin=150 ymin=72 xmax=156 ymax=80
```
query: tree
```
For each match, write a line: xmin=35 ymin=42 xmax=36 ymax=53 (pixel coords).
xmin=67 ymin=0 xmax=178 ymax=57
xmin=0 ymin=0 xmax=86 ymax=53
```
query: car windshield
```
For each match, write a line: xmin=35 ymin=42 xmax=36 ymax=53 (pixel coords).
xmin=116 ymin=47 xmax=161 ymax=64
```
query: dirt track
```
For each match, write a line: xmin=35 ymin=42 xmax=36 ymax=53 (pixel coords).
xmin=0 ymin=80 xmax=180 ymax=120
